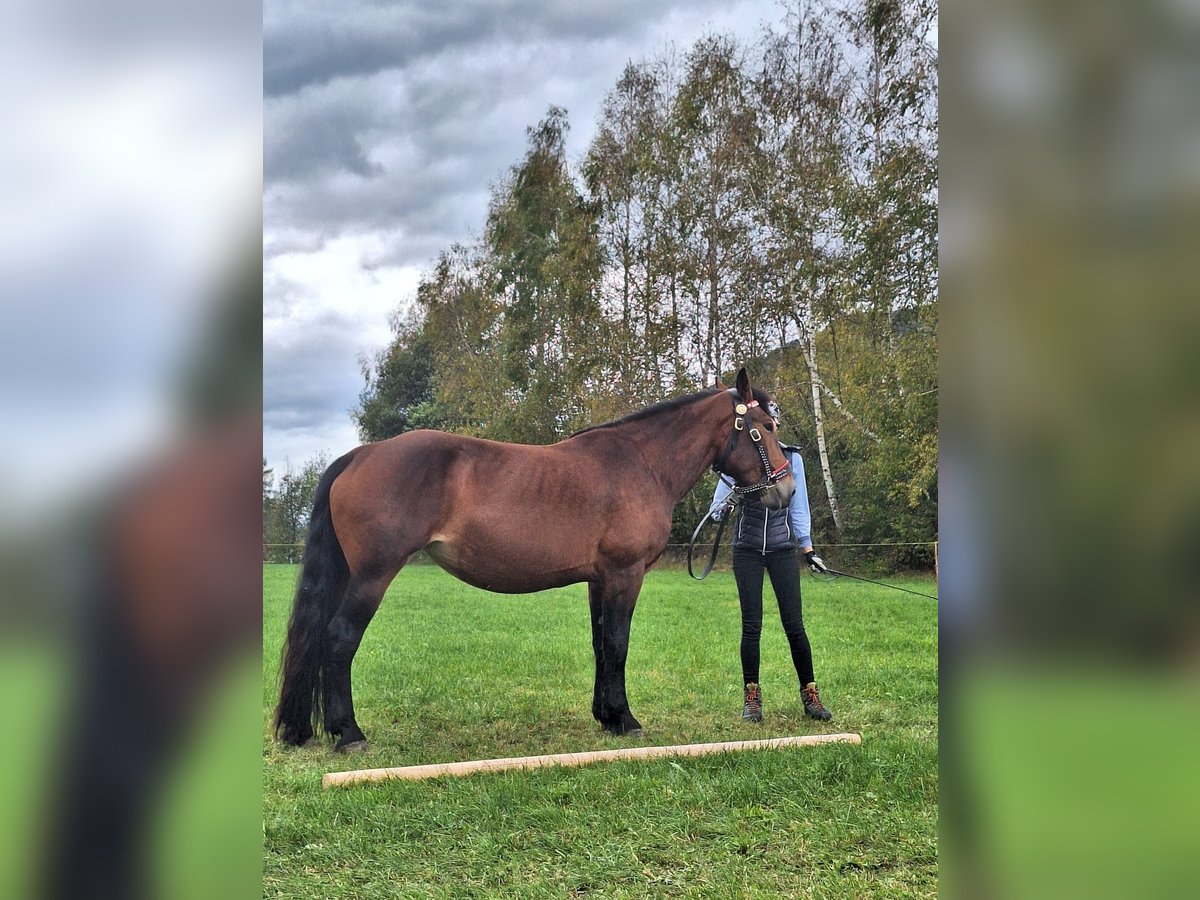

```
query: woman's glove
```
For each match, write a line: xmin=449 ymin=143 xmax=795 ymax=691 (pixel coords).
xmin=804 ymin=550 xmax=828 ymax=573
xmin=711 ymin=500 xmax=735 ymax=522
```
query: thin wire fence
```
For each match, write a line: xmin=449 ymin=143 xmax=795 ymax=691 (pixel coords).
xmin=657 ymin=541 xmax=937 ymax=575
xmin=264 ymin=541 xmax=938 ymax=574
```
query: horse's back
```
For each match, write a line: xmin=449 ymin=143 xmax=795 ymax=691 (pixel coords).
xmin=328 ymin=430 xmax=619 ymax=587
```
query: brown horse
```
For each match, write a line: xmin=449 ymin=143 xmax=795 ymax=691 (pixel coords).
xmin=275 ymin=369 xmax=795 ymax=751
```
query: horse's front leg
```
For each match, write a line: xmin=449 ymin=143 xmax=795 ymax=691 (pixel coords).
xmin=588 ymin=583 xmax=604 ymax=724
xmin=591 ymin=569 xmax=645 ymax=735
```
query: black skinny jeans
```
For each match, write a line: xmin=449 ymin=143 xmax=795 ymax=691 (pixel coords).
xmin=732 ymin=545 xmax=815 ymax=687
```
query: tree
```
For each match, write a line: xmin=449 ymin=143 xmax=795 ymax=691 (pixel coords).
xmin=839 ymin=0 xmax=937 ymax=346
xmin=583 ymin=59 xmax=686 ymax=404
xmin=263 ymin=458 xmax=275 ymax=561
xmin=265 ymin=453 xmax=330 ymax=563
xmin=752 ymin=0 xmax=858 ymax=530
xmin=829 ymin=0 xmax=937 ymax=551
xmin=670 ymin=36 xmax=762 ymax=386
xmin=485 ymin=106 xmax=606 ymax=441
xmin=413 ymin=243 xmax=504 ymax=435
xmin=353 ymin=306 xmax=439 ymax=443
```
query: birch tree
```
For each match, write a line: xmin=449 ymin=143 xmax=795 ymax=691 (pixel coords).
xmin=584 ymin=61 xmax=672 ymax=402
xmin=754 ymin=0 xmax=855 ymax=529
xmin=671 ymin=36 xmax=761 ymax=386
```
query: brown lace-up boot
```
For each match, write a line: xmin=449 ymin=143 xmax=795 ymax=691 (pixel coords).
xmin=801 ymin=682 xmax=832 ymax=720
xmin=742 ymin=683 xmax=762 ymax=722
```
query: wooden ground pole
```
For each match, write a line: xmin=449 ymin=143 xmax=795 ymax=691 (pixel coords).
xmin=323 ymin=732 xmax=862 ymax=788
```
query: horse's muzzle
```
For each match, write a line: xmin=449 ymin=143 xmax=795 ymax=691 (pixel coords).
xmin=759 ymin=475 xmax=795 ymax=510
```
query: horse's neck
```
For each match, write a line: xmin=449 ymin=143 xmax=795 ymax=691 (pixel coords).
xmin=627 ymin=399 xmax=725 ymax=504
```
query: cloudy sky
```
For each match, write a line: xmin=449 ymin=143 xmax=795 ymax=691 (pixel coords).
xmin=263 ymin=0 xmax=788 ymax=472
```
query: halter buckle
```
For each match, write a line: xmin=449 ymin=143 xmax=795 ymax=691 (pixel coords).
xmin=749 ymin=427 xmax=762 ymax=441
xmin=733 ymin=416 xmax=744 ymax=431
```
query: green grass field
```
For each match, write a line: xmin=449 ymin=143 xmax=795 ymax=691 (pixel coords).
xmin=263 ymin=563 xmax=938 ymax=898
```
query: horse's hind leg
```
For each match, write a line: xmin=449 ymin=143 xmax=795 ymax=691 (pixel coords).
xmin=323 ymin=568 xmax=396 ymax=752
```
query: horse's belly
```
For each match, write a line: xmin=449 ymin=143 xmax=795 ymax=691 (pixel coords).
xmin=424 ymin=540 xmax=586 ymax=594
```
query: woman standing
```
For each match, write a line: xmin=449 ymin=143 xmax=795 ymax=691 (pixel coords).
xmin=709 ymin=398 xmax=832 ymax=722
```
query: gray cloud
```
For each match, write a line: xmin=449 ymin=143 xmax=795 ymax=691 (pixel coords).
xmin=264 ymin=308 xmax=366 ymax=434
xmin=264 ymin=0 xmax=767 ymax=247
xmin=264 ymin=228 xmax=330 ymax=260
xmin=264 ymin=0 xmax=727 ymax=97
xmin=265 ymin=36 xmax=620 ymax=266
xmin=263 ymin=266 xmax=314 ymax=318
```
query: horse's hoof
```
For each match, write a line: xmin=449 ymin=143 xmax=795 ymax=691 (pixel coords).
xmin=279 ymin=726 xmax=315 ymax=747
xmin=336 ymin=739 xmax=368 ymax=754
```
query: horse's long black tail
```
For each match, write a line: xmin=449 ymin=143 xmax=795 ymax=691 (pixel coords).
xmin=274 ymin=450 xmax=355 ymax=745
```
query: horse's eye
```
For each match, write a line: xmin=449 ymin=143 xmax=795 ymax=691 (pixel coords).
xmin=764 ymin=421 xmax=774 ymax=432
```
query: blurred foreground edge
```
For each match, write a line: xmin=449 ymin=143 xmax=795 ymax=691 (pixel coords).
xmin=39 ymin=258 xmax=262 ymax=899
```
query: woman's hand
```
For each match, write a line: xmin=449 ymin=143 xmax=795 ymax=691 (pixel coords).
xmin=804 ymin=549 xmax=828 ymax=573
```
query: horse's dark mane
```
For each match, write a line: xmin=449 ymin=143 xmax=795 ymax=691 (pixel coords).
xmin=570 ymin=385 xmax=774 ymax=437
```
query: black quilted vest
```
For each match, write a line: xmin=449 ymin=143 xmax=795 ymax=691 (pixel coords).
xmin=733 ymin=497 xmax=794 ymax=553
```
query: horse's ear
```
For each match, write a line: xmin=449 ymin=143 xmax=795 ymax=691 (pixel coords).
xmin=735 ymin=367 xmax=752 ymax=401
xmin=715 ymin=377 xmax=728 ymax=390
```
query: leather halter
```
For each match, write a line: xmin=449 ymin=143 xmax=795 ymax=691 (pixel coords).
xmin=711 ymin=392 xmax=791 ymax=497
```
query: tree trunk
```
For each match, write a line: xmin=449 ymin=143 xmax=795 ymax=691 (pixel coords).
xmin=707 ymin=200 xmax=720 ymax=380
xmin=621 ymin=198 xmax=632 ymax=327
xmin=670 ymin=269 xmax=681 ymax=386
xmin=819 ymin=380 xmax=881 ymax=443
xmin=796 ymin=316 xmax=842 ymax=531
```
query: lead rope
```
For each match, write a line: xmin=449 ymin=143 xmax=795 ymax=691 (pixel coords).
xmin=688 ymin=497 xmax=739 ymax=580
xmin=809 ymin=566 xmax=938 ymax=600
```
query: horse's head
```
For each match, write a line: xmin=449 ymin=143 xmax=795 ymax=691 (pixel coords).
xmin=712 ymin=368 xmax=796 ymax=510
